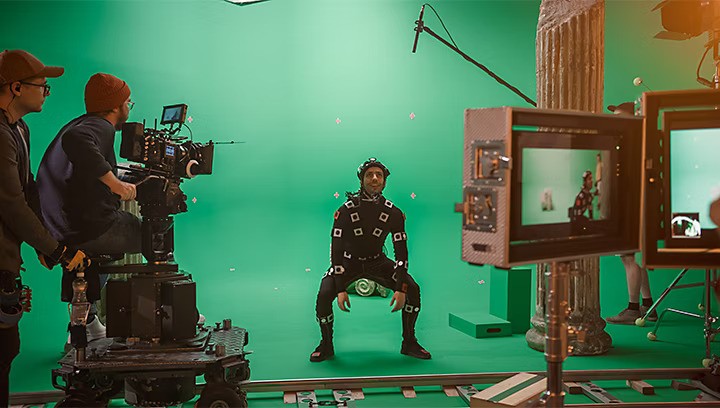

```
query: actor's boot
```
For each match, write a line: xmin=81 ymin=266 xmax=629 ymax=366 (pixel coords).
xmin=310 ymin=314 xmax=335 ymax=362
xmin=400 ymin=305 xmax=431 ymax=360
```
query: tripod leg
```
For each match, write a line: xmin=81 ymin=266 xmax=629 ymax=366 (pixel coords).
xmin=646 ymin=268 xmax=689 ymax=317
xmin=705 ymin=270 xmax=715 ymax=361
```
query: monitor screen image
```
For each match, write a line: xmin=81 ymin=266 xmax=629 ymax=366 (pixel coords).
xmin=521 ymin=148 xmax=610 ymax=226
xmin=669 ymin=127 xmax=720 ymax=236
xmin=161 ymin=104 xmax=187 ymax=125
xmin=510 ymin=131 xmax=625 ymax=245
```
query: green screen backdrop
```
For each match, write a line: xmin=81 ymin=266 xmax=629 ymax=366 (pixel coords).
xmin=0 ymin=0 xmax=717 ymax=397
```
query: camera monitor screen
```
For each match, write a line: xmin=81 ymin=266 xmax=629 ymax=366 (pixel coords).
xmin=161 ymin=104 xmax=188 ymax=125
xmin=510 ymin=132 xmax=630 ymax=258
xmin=664 ymin=115 xmax=720 ymax=247
xmin=521 ymin=148 xmax=610 ymax=227
xmin=670 ymin=127 xmax=720 ymax=236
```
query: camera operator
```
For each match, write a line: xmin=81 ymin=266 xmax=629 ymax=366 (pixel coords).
xmin=0 ymin=49 xmax=87 ymax=406
xmin=37 ymin=73 xmax=141 ymax=347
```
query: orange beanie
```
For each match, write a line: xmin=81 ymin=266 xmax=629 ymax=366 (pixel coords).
xmin=84 ymin=73 xmax=130 ymax=113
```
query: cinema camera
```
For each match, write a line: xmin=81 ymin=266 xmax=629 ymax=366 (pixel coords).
xmin=120 ymin=103 xmax=215 ymax=262
xmin=52 ymin=105 xmax=251 ymax=408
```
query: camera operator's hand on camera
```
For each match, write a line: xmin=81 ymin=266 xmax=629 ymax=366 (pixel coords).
xmin=100 ymin=171 xmax=136 ymax=201
xmin=337 ymin=291 xmax=351 ymax=312
xmin=38 ymin=245 xmax=90 ymax=271
xmin=112 ymin=180 xmax=136 ymax=201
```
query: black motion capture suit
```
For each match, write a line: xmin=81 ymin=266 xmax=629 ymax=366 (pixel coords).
xmin=571 ymin=171 xmax=594 ymax=220
xmin=312 ymin=158 xmax=429 ymax=361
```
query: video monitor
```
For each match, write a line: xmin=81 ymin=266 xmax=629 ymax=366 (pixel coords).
xmin=643 ymin=89 xmax=720 ymax=268
xmin=461 ymin=107 xmax=643 ymax=268
xmin=161 ymin=104 xmax=188 ymax=125
xmin=513 ymin=139 xmax=617 ymax=238
xmin=669 ymin=121 xmax=718 ymax=239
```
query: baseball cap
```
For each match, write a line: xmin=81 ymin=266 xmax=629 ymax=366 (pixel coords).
xmin=0 ymin=50 xmax=64 ymax=86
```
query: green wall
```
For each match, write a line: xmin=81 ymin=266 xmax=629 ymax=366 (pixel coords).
xmin=0 ymin=0 xmax=716 ymax=394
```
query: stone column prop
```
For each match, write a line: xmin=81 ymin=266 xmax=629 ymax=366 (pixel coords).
xmin=525 ymin=0 xmax=612 ymax=355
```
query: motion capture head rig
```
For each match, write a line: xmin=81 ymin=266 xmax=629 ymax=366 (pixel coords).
xmin=349 ymin=157 xmax=391 ymax=200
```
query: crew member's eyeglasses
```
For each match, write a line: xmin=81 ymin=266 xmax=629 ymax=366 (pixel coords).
xmin=127 ymin=100 xmax=135 ymax=111
xmin=19 ymin=81 xmax=51 ymax=96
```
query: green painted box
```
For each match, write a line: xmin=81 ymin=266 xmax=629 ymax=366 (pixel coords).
xmin=489 ymin=267 xmax=532 ymax=334
xmin=449 ymin=312 xmax=511 ymax=338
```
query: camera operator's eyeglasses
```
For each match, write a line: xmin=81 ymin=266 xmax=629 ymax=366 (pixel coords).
xmin=19 ymin=81 xmax=51 ymax=96
xmin=127 ymin=101 xmax=135 ymax=111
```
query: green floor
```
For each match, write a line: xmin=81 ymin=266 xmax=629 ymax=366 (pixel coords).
xmin=12 ymin=295 xmax=720 ymax=406
xmin=11 ymin=216 xmax=718 ymax=406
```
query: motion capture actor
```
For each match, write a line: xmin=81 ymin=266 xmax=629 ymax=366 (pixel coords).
xmin=310 ymin=158 xmax=431 ymax=362
xmin=37 ymin=73 xmax=141 ymax=347
xmin=571 ymin=170 xmax=595 ymax=222
xmin=0 ymin=49 xmax=87 ymax=406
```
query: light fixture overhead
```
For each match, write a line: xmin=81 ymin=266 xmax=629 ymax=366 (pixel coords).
xmin=223 ymin=0 xmax=270 ymax=5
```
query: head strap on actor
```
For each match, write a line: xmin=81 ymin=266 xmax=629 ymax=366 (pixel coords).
xmin=347 ymin=157 xmax=391 ymax=200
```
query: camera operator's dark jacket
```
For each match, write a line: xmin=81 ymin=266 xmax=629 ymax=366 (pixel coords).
xmin=0 ymin=112 xmax=58 ymax=273
xmin=37 ymin=115 xmax=119 ymax=244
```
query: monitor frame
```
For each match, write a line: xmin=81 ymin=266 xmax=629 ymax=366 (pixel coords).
xmin=643 ymin=89 xmax=720 ymax=268
xmin=160 ymin=103 xmax=188 ymax=125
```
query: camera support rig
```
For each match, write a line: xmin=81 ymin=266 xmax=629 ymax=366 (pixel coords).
xmin=52 ymin=109 xmax=251 ymax=407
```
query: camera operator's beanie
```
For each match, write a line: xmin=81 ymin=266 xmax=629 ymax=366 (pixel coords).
xmin=84 ymin=73 xmax=130 ymax=113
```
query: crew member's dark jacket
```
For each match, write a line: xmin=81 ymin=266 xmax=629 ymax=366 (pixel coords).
xmin=37 ymin=115 xmax=119 ymax=244
xmin=0 ymin=112 xmax=58 ymax=273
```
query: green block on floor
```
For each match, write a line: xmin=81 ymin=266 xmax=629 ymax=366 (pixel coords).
xmin=449 ymin=312 xmax=511 ymax=338
xmin=490 ymin=267 xmax=532 ymax=334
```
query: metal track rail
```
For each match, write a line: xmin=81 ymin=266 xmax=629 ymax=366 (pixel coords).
xmin=241 ymin=368 xmax=709 ymax=393
xmin=9 ymin=368 xmax=710 ymax=405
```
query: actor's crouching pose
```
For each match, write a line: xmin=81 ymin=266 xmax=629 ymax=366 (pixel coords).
xmin=310 ymin=158 xmax=431 ymax=362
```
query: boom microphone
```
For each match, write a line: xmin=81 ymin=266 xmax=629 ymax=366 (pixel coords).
xmin=412 ymin=5 xmax=426 ymax=53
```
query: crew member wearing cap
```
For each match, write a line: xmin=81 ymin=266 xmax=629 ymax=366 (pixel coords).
xmin=0 ymin=49 xmax=87 ymax=406
xmin=37 ymin=73 xmax=141 ymax=348
xmin=310 ymin=158 xmax=431 ymax=362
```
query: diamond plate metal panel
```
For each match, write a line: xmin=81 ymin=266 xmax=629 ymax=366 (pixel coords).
xmin=462 ymin=108 xmax=512 ymax=267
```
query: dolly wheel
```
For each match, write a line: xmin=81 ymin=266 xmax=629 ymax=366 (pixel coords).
xmin=647 ymin=332 xmax=657 ymax=341
xmin=635 ymin=317 xmax=645 ymax=327
xmin=703 ymin=358 xmax=713 ymax=368
xmin=196 ymin=385 xmax=247 ymax=408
